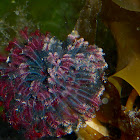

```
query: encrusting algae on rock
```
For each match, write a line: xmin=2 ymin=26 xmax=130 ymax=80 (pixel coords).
xmin=0 ymin=28 xmax=107 ymax=139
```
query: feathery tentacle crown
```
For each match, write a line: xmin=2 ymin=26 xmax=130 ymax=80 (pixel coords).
xmin=0 ymin=28 xmax=107 ymax=139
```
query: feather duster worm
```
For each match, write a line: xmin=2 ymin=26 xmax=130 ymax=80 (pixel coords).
xmin=0 ymin=28 xmax=107 ymax=139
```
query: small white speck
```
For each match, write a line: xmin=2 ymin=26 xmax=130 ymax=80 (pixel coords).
xmin=6 ymin=56 xmax=10 ymax=63
xmin=14 ymin=10 xmax=19 ymax=15
xmin=102 ymin=97 xmax=108 ymax=104
xmin=15 ymin=108 xmax=18 ymax=111
xmin=18 ymin=92 xmax=21 ymax=95
xmin=15 ymin=99 xmax=20 ymax=102
xmin=22 ymin=101 xmax=26 ymax=104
